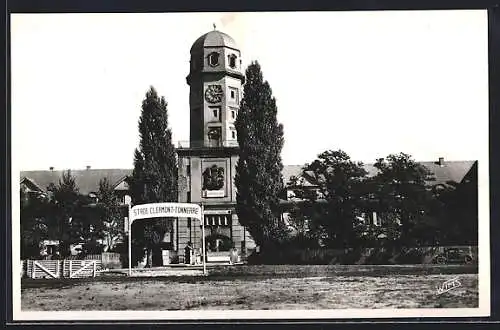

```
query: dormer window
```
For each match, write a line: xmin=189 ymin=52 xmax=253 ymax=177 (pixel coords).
xmin=228 ymin=54 xmax=237 ymax=69
xmin=208 ymin=52 xmax=220 ymax=67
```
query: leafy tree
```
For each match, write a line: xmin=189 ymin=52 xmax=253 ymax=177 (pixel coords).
xmin=47 ymin=170 xmax=85 ymax=257
xmin=235 ymin=61 xmax=287 ymax=250
xmin=20 ymin=188 xmax=51 ymax=259
xmin=371 ymin=153 xmax=436 ymax=246
xmin=290 ymin=150 xmax=368 ymax=248
xmin=127 ymin=86 xmax=178 ymax=267
xmin=96 ymin=178 xmax=125 ymax=252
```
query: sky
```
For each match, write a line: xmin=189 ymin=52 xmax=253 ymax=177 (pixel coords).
xmin=11 ymin=10 xmax=489 ymax=171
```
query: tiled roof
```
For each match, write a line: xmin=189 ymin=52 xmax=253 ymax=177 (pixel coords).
xmin=282 ymin=160 xmax=476 ymax=188
xmin=190 ymin=30 xmax=239 ymax=53
xmin=19 ymin=160 xmax=476 ymax=196
xmin=419 ymin=161 xmax=476 ymax=185
xmin=281 ymin=165 xmax=304 ymax=185
xmin=20 ymin=169 xmax=132 ymax=195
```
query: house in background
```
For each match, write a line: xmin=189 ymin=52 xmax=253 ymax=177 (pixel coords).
xmin=20 ymin=167 xmax=132 ymax=256
xmin=280 ymin=158 xmax=478 ymax=238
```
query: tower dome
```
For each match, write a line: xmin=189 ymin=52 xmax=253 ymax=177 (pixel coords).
xmin=190 ymin=30 xmax=239 ymax=53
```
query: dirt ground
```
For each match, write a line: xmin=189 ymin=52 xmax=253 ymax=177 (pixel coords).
xmin=21 ymin=273 xmax=478 ymax=310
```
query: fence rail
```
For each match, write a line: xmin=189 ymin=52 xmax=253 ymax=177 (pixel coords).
xmin=24 ymin=259 xmax=102 ymax=279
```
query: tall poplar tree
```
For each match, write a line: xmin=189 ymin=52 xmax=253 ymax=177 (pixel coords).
xmin=235 ymin=61 xmax=286 ymax=250
xmin=127 ymin=86 xmax=178 ymax=267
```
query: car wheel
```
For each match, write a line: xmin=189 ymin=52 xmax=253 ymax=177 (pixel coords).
xmin=464 ymin=255 xmax=473 ymax=264
xmin=436 ymin=256 xmax=446 ymax=264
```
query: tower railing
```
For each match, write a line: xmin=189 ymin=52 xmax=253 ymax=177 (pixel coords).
xmin=177 ymin=140 xmax=239 ymax=149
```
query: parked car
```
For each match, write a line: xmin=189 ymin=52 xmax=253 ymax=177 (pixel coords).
xmin=433 ymin=247 xmax=474 ymax=264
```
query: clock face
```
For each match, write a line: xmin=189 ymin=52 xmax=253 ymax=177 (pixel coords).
xmin=205 ymin=85 xmax=224 ymax=104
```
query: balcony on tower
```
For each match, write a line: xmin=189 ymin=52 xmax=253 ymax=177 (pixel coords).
xmin=177 ymin=140 xmax=239 ymax=149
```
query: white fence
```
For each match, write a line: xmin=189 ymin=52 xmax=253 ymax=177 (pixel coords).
xmin=24 ymin=260 xmax=102 ymax=279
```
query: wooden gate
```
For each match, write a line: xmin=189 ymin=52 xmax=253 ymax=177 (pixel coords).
xmin=26 ymin=260 xmax=60 ymax=279
xmin=63 ymin=260 xmax=101 ymax=278
xmin=25 ymin=260 xmax=102 ymax=279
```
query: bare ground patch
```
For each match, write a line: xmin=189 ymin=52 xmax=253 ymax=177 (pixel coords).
xmin=21 ymin=272 xmax=478 ymax=311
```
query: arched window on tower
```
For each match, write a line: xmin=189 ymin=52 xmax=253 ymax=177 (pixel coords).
xmin=207 ymin=127 xmax=222 ymax=147
xmin=208 ymin=52 xmax=220 ymax=67
xmin=228 ymin=54 xmax=237 ymax=69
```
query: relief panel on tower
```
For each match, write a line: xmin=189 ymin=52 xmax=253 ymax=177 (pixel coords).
xmin=201 ymin=160 xmax=227 ymax=198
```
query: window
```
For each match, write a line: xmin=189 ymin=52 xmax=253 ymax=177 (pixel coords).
xmin=229 ymin=87 xmax=239 ymax=103
xmin=231 ymin=131 xmax=236 ymax=139
xmin=208 ymin=52 xmax=220 ymax=67
xmin=228 ymin=54 xmax=237 ymax=69
xmin=230 ymin=107 xmax=237 ymax=119
xmin=207 ymin=127 xmax=221 ymax=142
xmin=209 ymin=106 xmax=221 ymax=121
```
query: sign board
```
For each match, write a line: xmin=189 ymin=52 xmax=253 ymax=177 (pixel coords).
xmin=204 ymin=209 xmax=231 ymax=215
xmin=127 ymin=202 xmax=207 ymax=276
xmin=203 ymin=190 xmax=225 ymax=198
xmin=130 ymin=202 xmax=202 ymax=221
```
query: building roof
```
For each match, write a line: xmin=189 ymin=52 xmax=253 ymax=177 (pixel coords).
xmin=281 ymin=165 xmax=303 ymax=185
xmin=19 ymin=160 xmax=476 ymax=196
xmin=280 ymin=160 xmax=477 ymax=188
xmin=20 ymin=169 xmax=132 ymax=195
xmin=419 ymin=161 xmax=476 ymax=185
xmin=190 ymin=30 xmax=239 ymax=53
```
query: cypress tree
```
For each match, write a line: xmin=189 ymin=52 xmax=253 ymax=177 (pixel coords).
xmin=127 ymin=86 xmax=178 ymax=267
xmin=235 ymin=61 xmax=286 ymax=250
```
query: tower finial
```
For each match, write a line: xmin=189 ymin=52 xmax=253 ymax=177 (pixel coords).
xmin=213 ymin=23 xmax=217 ymax=30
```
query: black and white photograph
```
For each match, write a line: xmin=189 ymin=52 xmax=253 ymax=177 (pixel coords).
xmin=11 ymin=10 xmax=490 ymax=320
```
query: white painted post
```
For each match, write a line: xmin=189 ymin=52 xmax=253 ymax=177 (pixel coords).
xmin=31 ymin=260 xmax=35 ymax=279
xmin=128 ymin=204 xmax=132 ymax=277
xmin=201 ymin=204 xmax=206 ymax=276
xmin=69 ymin=260 xmax=72 ymax=278
xmin=93 ymin=261 xmax=97 ymax=277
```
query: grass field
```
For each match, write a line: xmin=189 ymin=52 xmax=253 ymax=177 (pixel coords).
xmin=21 ymin=265 xmax=478 ymax=311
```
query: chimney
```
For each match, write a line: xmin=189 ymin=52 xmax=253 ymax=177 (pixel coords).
xmin=49 ymin=167 xmax=54 ymax=171
xmin=438 ymin=157 xmax=445 ymax=167
xmin=86 ymin=166 xmax=91 ymax=170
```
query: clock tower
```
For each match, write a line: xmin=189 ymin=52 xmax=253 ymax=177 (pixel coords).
xmin=174 ymin=29 xmax=255 ymax=262
xmin=186 ymin=29 xmax=245 ymax=147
